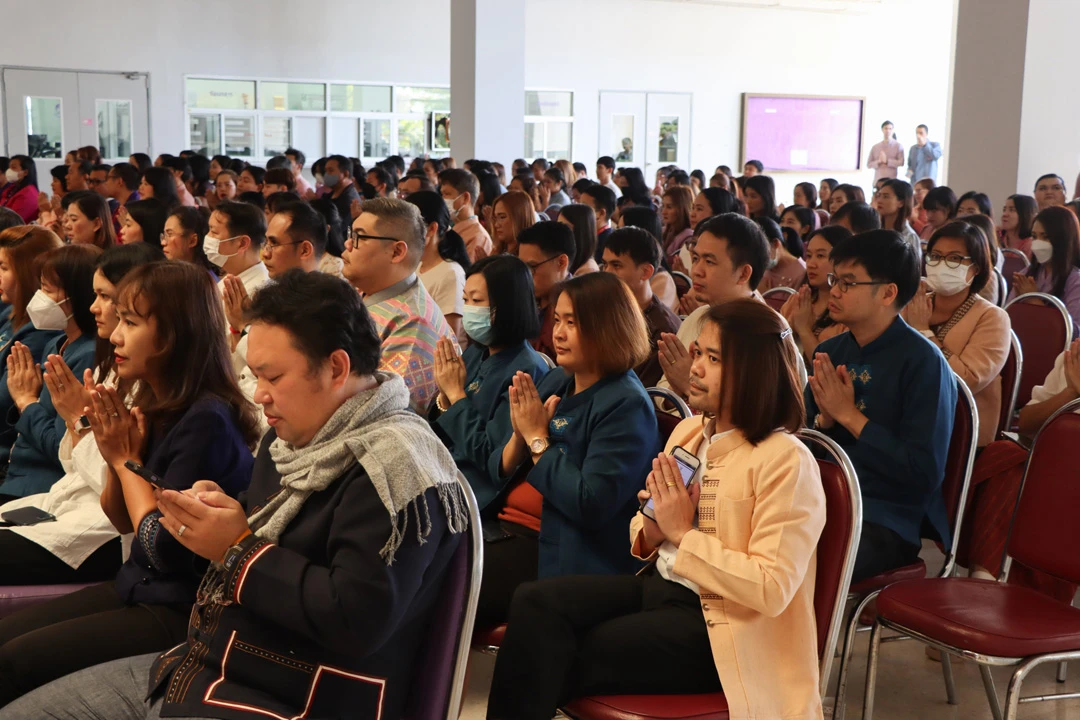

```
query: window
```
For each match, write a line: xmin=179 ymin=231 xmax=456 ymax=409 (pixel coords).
xmin=525 ymin=90 xmax=573 ymax=160
xmin=526 ymin=91 xmax=572 ymax=117
xmin=397 ymin=119 xmax=426 ymax=159
xmin=524 ymin=122 xmax=540 ymax=159
xmin=25 ymin=97 xmax=63 ymax=158
xmin=330 ymin=84 xmax=391 ymax=112
xmin=259 ymin=82 xmax=325 ymax=111
xmin=394 ymin=86 xmax=450 ymax=114
xmin=186 ymin=79 xmax=255 ymax=110
xmin=263 ymin=117 xmax=291 ymax=157
xmin=363 ymin=119 xmax=391 ymax=159
xmin=224 ymin=116 xmax=254 ymax=157
xmin=189 ymin=115 xmax=221 ymax=157
xmin=96 ymin=100 xmax=132 ymax=160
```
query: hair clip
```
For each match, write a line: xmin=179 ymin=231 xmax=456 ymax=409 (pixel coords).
xmin=779 ymin=328 xmax=793 ymax=340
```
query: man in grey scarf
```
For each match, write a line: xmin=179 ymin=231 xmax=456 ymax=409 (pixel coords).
xmin=0 ymin=270 xmax=467 ymax=720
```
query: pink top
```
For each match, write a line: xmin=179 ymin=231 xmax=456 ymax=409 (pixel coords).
xmin=295 ymin=174 xmax=313 ymax=196
xmin=0 ymin=184 xmax=39 ymax=222
xmin=998 ymin=230 xmax=1032 ymax=260
xmin=868 ymin=139 xmax=905 ymax=182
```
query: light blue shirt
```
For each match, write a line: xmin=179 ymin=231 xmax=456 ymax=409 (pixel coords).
xmin=907 ymin=141 xmax=943 ymax=182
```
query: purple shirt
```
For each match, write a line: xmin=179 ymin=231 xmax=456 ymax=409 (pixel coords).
xmin=868 ymin=139 xmax=905 ymax=182
xmin=1006 ymin=265 xmax=1080 ymax=331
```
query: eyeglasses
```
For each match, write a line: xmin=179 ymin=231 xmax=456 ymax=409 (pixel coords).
xmin=925 ymin=252 xmax=972 ymax=269
xmin=525 ymin=255 xmax=560 ymax=273
xmin=347 ymin=228 xmax=403 ymax=246
xmin=159 ymin=231 xmax=194 ymax=243
xmin=826 ymin=273 xmax=887 ymax=294
xmin=87 ymin=179 xmax=104 ymax=187
xmin=262 ymin=239 xmax=303 ymax=255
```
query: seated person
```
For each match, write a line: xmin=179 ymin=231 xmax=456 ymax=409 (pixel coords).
xmin=781 ymin=225 xmax=852 ymax=363
xmin=487 ymin=299 xmax=825 ymax=720
xmin=0 ymin=262 xmax=258 ymax=707
xmin=0 ymin=243 xmax=162 ymax=585
xmin=830 ymin=201 xmax=882 ymax=235
xmin=756 ymin=217 xmax=806 ymax=290
xmin=0 ymin=270 xmax=468 ymax=720
xmin=439 ymin=168 xmax=493 ymax=262
xmin=601 ymin=227 xmax=682 ymax=387
xmin=477 ymin=273 xmax=659 ymax=626
xmin=903 ymin=221 xmax=1010 ymax=447
xmin=261 ymin=200 xmax=329 ymax=279
xmin=806 ymin=230 xmax=957 ymax=582
xmin=0 ymin=227 xmax=65 ymax=474
xmin=1008 ymin=205 xmax=1080 ymax=329
xmin=618 ymin=205 xmax=678 ymax=311
xmin=518 ymin=222 xmax=574 ymax=361
xmin=343 ymin=198 xmax=456 ymax=415
xmin=408 ymin=190 xmax=470 ymax=341
xmin=580 ymin=184 xmax=617 ymax=261
xmin=431 ymin=255 xmax=549 ymax=512
xmin=1 ymin=245 xmax=102 ymax=500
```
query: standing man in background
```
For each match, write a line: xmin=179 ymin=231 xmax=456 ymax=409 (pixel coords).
xmin=868 ymin=121 xmax=905 ymax=182
xmin=907 ymin=124 xmax=942 ymax=183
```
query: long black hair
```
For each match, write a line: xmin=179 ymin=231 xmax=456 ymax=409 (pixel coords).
xmin=405 ymin=191 xmax=472 ymax=271
xmin=558 ymin=203 xmax=598 ymax=272
xmin=141 ymin=167 xmax=180 ymax=209
xmin=745 ymin=175 xmax=778 ymax=221
xmin=309 ymin=197 xmax=346 ymax=257
xmin=8 ymin=155 xmax=37 ymax=192
xmin=466 ymin=255 xmax=540 ymax=347
xmin=1028 ymin=206 xmax=1080 ymax=299
xmin=124 ymin=198 xmax=169 ymax=247
xmin=617 ymin=167 xmax=652 ymax=206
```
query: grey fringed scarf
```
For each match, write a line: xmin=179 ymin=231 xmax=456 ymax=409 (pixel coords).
xmin=249 ymin=372 xmax=468 ymax=564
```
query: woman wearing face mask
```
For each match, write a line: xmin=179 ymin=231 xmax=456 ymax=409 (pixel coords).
xmin=118 ymin=198 xmax=168 ymax=246
xmin=0 ymin=244 xmax=103 ymax=502
xmin=406 ymin=191 xmax=471 ymax=342
xmin=66 ymin=193 xmax=116 ymax=249
xmin=0 ymin=244 xmax=164 ymax=586
xmin=756 ymin=217 xmax=805 ymax=291
xmin=781 ymin=225 xmax=853 ymax=363
xmin=0 ymin=155 xmax=39 ymax=223
xmin=902 ymin=221 xmax=1010 ymax=448
xmin=1008 ymin=205 xmax=1080 ymax=328
xmin=0 ymin=262 xmax=259 ymax=708
xmin=431 ymin=255 xmax=549 ymax=511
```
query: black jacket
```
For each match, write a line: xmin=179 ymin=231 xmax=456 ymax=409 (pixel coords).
xmin=149 ymin=431 xmax=461 ymax=720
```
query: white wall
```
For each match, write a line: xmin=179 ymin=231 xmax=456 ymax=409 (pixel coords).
xmin=0 ymin=0 xmax=956 ymax=204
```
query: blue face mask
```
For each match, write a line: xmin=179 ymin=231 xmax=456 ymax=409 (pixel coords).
xmin=462 ymin=305 xmax=495 ymax=346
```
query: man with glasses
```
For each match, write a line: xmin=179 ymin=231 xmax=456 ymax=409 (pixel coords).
xmin=343 ymin=198 xmax=455 ymax=415
xmin=805 ymin=229 xmax=957 ymax=582
xmin=517 ymin=222 xmax=574 ymax=359
xmin=262 ymin=200 xmax=328 ymax=279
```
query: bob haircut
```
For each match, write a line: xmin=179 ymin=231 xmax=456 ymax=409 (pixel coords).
xmin=116 ymin=262 xmax=260 ymax=447
xmin=491 ymin=190 xmax=536 ymax=252
xmin=1007 ymin=194 xmax=1037 ymax=239
xmin=555 ymin=272 xmax=650 ymax=375
xmin=141 ymin=166 xmax=180 ymax=209
xmin=744 ymin=174 xmax=778 ymax=220
xmin=927 ymin=220 xmax=992 ymax=294
xmin=922 ymin=186 xmax=958 ymax=216
xmin=69 ymin=193 xmax=117 ymax=249
xmin=39 ymin=244 xmax=103 ymax=337
xmin=699 ymin=299 xmax=805 ymax=444
xmin=1028 ymin=205 xmax=1080 ymax=299
xmin=0 ymin=225 xmax=64 ymax=328
xmin=466 ymin=255 xmax=541 ymax=347
xmin=958 ymin=191 xmax=993 ymax=218
xmin=557 ymin=203 xmax=598 ymax=273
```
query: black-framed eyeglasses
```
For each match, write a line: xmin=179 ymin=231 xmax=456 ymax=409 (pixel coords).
xmin=347 ymin=228 xmax=402 ymax=245
xmin=925 ymin=252 xmax=972 ymax=269
xmin=826 ymin=273 xmax=887 ymax=294
xmin=526 ymin=255 xmax=560 ymax=273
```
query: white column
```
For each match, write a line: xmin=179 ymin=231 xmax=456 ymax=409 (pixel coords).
xmin=450 ymin=0 xmax=526 ymax=167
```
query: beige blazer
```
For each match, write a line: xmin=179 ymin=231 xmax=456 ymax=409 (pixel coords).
xmin=631 ymin=419 xmax=827 ymax=720
xmin=931 ymin=295 xmax=1011 ymax=447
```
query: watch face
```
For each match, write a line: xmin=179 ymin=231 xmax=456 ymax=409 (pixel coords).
xmin=530 ymin=438 xmax=547 ymax=454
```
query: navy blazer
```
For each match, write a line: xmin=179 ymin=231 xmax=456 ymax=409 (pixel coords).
xmin=1 ymin=332 xmax=91 ymax=497
xmin=433 ymin=341 xmax=549 ymax=511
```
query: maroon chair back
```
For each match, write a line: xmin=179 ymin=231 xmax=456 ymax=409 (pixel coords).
xmin=762 ymin=288 xmax=794 ymax=313
xmin=1001 ymin=251 xmax=1029 ymax=291
xmin=1006 ymin=294 xmax=1072 ymax=411
xmin=997 ymin=331 xmax=1022 ymax=437
xmin=1006 ymin=402 xmax=1080 ymax=584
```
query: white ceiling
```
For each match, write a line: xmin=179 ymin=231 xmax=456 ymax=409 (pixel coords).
xmin=646 ymin=0 xmax=886 ymax=13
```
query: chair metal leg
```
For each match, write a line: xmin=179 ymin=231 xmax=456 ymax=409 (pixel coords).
xmin=862 ymin=620 xmax=884 ymax=720
xmin=979 ymin=664 xmax=1004 ymax=720
xmin=833 ymin=594 xmax=875 ymax=720
xmin=1057 ymin=661 xmax=1068 ymax=683
xmin=940 ymin=652 xmax=958 ymax=705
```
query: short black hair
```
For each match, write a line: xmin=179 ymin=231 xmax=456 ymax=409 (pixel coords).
xmin=830 ymin=230 xmax=921 ymax=308
xmin=917 ymin=124 xmax=929 ymax=133
xmin=163 ymin=156 xmax=192 ymax=183
xmin=927 ymin=220 xmax=992 ymax=294
xmin=831 ymin=202 xmax=882 ymax=234
xmin=265 ymin=155 xmax=291 ymax=171
xmin=0 ymin=207 xmax=24 ymax=232
xmin=957 ymin=191 xmax=992 ymax=216
xmin=71 ymin=160 xmax=93 ymax=177
xmin=1035 ymin=173 xmax=1064 ymax=191
xmin=517 ymin=221 xmax=576 ymax=260
xmin=544 ymin=167 xmax=565 ymax=189
xmin=620 ymin=206 xmax=663 ymax=243
xmin=581 ymin=184 xmax=617 ymax=217
xmin=668 ymin=169 xmax=691 ymax=186
xmin=604 ymin=227 xmax=660 ymax=268
xmin=367 ymin=165 xmax=396 ymax=190
xmin=215 ymin=200 xmax=267 ymax=247
xmin=263 ymin=168 xmax=296 ymax=190
xmin=90 ymin=163 xmax=112 ymax=175
xmin=241 ymin=166 xmax=265 ymax=185
xmin=531 ymin=158 xmax=550 ymax=171
xmin=922 ymin=186 xmax=958 ymax=215
xmin=275 ymin=201 xmax=328 ymax=257
xmin=50 ymin=165 xmax=69 ymax=192
xmin=385 ymin=155 xmax=406 ymax=176
xmin=439 ymin=168 xmax=479 ymax=200
xmin=697 ymin=213 xmax=771 ymax=291
xmin=238 ymin=191 xmax=266 ymax=210
xmin=573 ymin=162 xmax=587 ymax=176
xmin=285 ymin=148 xmax=306 ymax=168
xmin=597 ymin=156 xmax=615 ymax=171
xmin=466 ymin=255 xmax=541 ymax=346
xmin=108 ymin=162 xmax=140 ymax=192
xmin=745 ymin=160 xmax=764 ymax=172
xmin=246 ymin=269 xmax=381 ymax=376
xmin=129 ymin=153 xmax=152 ymax=172
xmin=325 ymin=155 xmax=353 ymax=178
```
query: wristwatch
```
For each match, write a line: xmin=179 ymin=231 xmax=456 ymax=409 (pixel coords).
xmin=221 ymin=533 xmax=258 ymax=572
xmin=529 ymin=436 xmax=550 ymax=455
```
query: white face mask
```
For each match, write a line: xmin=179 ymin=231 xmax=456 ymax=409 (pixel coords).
xmin=4 ymin=169 xmax=18 ymax=184
xmin=26 ymin=290 xmax=72 ymax=331
xmin=203 ymin=234 xmax=241 ymax=268
xmin=444 ymin=195 xmax=461 ymax=223
xmin=1032 ymin=239 xmax=1053 ymax=265
xmin=925 ymin=263 xmax=973 ymax=297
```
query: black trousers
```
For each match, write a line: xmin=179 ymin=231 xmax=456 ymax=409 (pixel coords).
xmin=475 ymin=529 xmax=538 ymax=627
xmin=487 ymin=572 xmax=722 ymax=720
xmin=0 ymin=532 xmax=122 ymax=585
xmin=852 ymin=521 xmax=922 ymax=583
xmin=0 ymin=581 xmax=190 ymax=708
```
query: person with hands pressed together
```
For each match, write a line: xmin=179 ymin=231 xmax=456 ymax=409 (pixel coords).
xmin=487 ymin=299 xmax=826 ymax=720
xmin=430 ymin=255 xmax=549 ymax=511
xmin=475 ymin=272 xmax=658 ymax=627
xmin=806 ymin=230 xmax=957 ymax=582
xmin=781 ymin=225 xmax=852 ymax=363
xmin=0 ymin=269 xmax=469 ymax=720
xmin=1007 ymin=205 xmax=1080 ymax=328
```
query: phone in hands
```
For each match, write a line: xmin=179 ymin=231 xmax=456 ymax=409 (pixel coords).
xmin=640 ymin=446 xmax=701 ymax=520
xmin=124 ymin=460 xmax=181 ymax=492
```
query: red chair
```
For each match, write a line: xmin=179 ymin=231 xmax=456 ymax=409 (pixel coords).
xmin=862 ymin=398 xmax=1080 ymax=720
xmin=1000 ymin=249 xmax=1030 ymax=293
xmin=561 ymin=428 xmax=863 ymax=720
xmin=1005 ymin=293 xmax=1073 ymax=412
xmin=762 ymin=287 xmax=795 ymax=313
xmin=832 ymin=377 xmax=979 ymax=720
xmin=997 ymin=330 xmax=1023 ymax=438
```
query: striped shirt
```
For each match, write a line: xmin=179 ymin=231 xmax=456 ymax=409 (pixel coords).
xmin=364 ymin=274 xmax=456 ymax=416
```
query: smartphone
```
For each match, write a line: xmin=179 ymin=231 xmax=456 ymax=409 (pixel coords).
xmin=641 ymin=446 xmax=702 ymax=520
xmin=0 ymin=507 xmax=57 ymax=526
xmin=124 ymin=460 xmax=181 ymax=492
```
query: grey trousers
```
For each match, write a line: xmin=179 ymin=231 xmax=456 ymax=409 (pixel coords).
xmin=0 ymin=653 xmax=214 ymax=720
